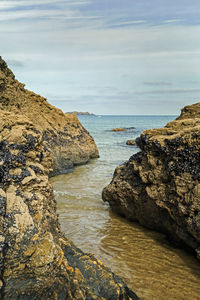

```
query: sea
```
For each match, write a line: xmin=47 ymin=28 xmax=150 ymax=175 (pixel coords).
xmin=50 ymin=115 xmax=200 ymax=300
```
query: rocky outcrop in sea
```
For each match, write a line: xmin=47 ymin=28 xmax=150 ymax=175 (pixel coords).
xmin=66 ymin=112 xmax=95 ymax=115
xmin=102 ymin=103 xmax=200 ymax=259
xmin=0 ymin=110 xmax=138 ymax=299
xmin=0 ymin=57 xmax=99 ymax=176
xmin=126 ymin=139 xmax=137 ymax=146
xmin=111 ymin=127 xmax=136 ymax=132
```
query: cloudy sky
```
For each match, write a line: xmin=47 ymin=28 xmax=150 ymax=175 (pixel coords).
xmin=1 ymin=0 xmax=200 ymax=115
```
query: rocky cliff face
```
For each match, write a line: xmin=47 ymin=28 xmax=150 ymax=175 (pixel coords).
xmin=0 ymin=57 xmax=99 ymax=176
xmin=0 ymin=110 xmax=138 ymax=299
xmin=102 ymin=103 xmax=200 ymax=259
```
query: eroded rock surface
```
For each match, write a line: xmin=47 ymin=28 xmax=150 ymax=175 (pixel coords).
xmin=0 ymin=57 xmax=99 ymax=176
xmin=126 ymin=140 xmax=137 ymax=146
xmin=0 ymin=110 xmax=138 ymax=299
xmin=103 ymin=102 xmax=200 ymax=259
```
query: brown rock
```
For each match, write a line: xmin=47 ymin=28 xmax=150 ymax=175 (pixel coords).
xmin=102 ymin=102 xmax=200 ymax=259
xmin=111 ymin=127 xmax=136 ymax=132
xmin=112 ymin=128 xmax=126 ymax=132
xmin=0 ymin=57 xmax=99 ymax=176
xmin=126 ymin=139 xmax=137 ymax=146
xmin=0 ymin=110 xmax=138 ymax=299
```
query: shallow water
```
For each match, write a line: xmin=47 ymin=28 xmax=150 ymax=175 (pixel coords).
xmin=50 ymin=115 xmax=200 ymax=299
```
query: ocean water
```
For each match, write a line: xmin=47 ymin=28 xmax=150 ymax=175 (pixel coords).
xmin=50 ymin=115 xmax=200 ymax=300
xmin=78 ymin=115 xmax=176 ymax=166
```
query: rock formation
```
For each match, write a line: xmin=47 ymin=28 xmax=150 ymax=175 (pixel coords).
xmin=66 ymin=112 xmax=95 ymax=115
xmin=112 ymin=128 xmax=127 ymax=132
xmin=103 ymin=103 xmax=200 ymax=259
xmin=111 ymin=127 xmax=136 ymax=132
xmin=0 ymin=57 xmax=99 ymax=176
xmin=0 ymin=110 xmax=138 ymax=299
xmin=126 ymin=139 xmax=137 ymax=146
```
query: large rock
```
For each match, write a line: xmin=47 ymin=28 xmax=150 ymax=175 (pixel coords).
xmin=102 ymin=103 xmax=200 ymax=259
xmin=0 ymin=110 xmax=138 ymax=299
xmin=0 ymin=57 xmax=99 ymax=176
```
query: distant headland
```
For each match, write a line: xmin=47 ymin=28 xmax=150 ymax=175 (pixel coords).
xmin=66 ymin=111 xmax=95 ymax=115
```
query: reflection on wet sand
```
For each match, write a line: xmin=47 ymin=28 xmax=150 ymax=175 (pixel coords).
xmin=99 ymin=213 xmax=200 ymax=299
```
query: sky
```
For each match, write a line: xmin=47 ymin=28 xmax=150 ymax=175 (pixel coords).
xmin=1 ymin=0 xmax=200 ymax=115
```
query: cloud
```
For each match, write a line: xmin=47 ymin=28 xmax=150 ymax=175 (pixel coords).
xmin=163 ymin=19 xmax=183 ymax=24
xmin=64 ymin=1 xmax=90 ymax=6
xmin=0 ymin=0 xmax=61 ymax=10
xmin=1 ymin=0 xmax=200 ymax=115
xmin=143 ymin=81 xmax=172 ymax=86
xmin=112 ymin=20 xmax=146 ymax=27
xmin=6 ymin=59 xmax=25 ymax=68
xmin=0 ymin=0 xmax=99 ymax=24
xmin=0 ymin=7 xmax=102 ymax=22
xmin=136 ymin=88 xmax=200 ymax=95
xmin=0 ymin=0 xmax=89 ymax=10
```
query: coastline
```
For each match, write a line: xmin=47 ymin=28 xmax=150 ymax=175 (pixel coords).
xmin=52 ymin=113 xmax=200 ymax=299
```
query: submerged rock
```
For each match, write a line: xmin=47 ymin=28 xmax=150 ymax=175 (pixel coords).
xmin=102 ymin=102 xmax=200 ymax=259
xmin=0 ymin=57 xmax=99 ymax=176
xmin=111 ymin=127 xmax=136 ymax=132
xmin=0 ymin=110 xmax=138 ymax=299
xmin=112 ymin=128 xmax=127 ymax=132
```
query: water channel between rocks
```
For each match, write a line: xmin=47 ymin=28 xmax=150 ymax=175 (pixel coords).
xmin=50 ymin=115 xmax=200 ymax=300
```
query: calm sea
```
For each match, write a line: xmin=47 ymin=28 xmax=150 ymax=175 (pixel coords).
xmin=50 ymin=115 xmax=200 ymax=300
xmin=78 ymin=115 xmax=176 ymax=166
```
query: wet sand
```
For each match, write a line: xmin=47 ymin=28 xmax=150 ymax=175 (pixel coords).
xmin=51 ymin=161 xmax=200 ymax=300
